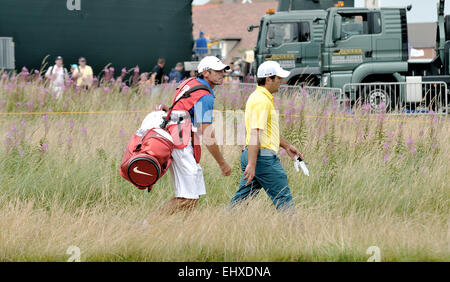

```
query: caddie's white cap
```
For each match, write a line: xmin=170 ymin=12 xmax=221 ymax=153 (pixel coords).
xmin=197 ymin=56 xmax=230 ymax=73
xmin=257 ymin=60 xmax=290 ymax=78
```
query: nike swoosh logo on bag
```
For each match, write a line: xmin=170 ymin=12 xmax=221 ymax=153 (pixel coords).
xmin=133 ymin=167 xmax=153 ymax=176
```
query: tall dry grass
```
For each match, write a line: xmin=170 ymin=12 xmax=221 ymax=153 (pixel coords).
xmin=0 ymin=70 xmax=448 ymax=261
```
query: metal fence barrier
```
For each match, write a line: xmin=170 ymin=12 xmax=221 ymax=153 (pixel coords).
xmin=342 ymin=82 xmax=448 ymax=115
xmin=219 ymin=82 xmax=342 ymax=100
xmin=150 ymin=81 xmax=448 ymax=116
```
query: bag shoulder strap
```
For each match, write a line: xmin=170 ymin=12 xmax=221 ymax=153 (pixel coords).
xmin=170 ymin=84 xmax=210 ymax=109
xmin=161 ymin=83 xmax=210 ymax=128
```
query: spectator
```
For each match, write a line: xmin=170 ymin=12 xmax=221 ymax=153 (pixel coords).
xmin=72 ymin=57 xmax=93 ymax=89
xmin=150 ymin=58 xmax=165 ymax=86
xmin=69 ymin=64 xmax=77 ymax=80
xmin=232 ymin=64 xmax=242 ymax=77
xmin=169 ymin=62 xmax=185 ymax=82
xmin=189 ymin=70 xmax=197 ymax=78
xmin=195 ymin=31 xmax=208 ymax=59
xmin=139 ymin=72 xmax=151 ymax=90
xmin=45 ymin=56 xmax=68 ymax=98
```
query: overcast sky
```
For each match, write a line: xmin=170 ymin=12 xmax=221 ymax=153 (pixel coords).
xmin=193 ymin=0 xmax=449 ymax=23
xmin=355 ymin=0 xmax=449 ymax=23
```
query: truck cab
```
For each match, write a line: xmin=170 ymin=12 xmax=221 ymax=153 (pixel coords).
xmin=321 ymin=7 xmax=409 ymax=100
xmin=253 ymin=10 xmax=327 ymax=85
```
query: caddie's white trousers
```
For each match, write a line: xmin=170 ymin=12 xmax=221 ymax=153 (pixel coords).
xmin=169 ymin=144 xmax=206 ymax=199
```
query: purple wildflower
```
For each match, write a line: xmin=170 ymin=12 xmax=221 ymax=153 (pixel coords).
xmin=40 ymin=143 xmax=48 ymax=152
xmin=301 ymin=87 xmax=306 ymax=95
xmin=419 ymin=129 xmax=424 ymax=136
xmin=362 ymin=104 xmax=371 ymax=112
xmin=407 ymin=137 xmax=414 ymax=147
xmin=322 ymin=156 xmax=328 ymax=164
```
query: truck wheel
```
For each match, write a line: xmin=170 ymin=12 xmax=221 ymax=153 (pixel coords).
xmin=362 ymin=84 xmax=393 ymax=112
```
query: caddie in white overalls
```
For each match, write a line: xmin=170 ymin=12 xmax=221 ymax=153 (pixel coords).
xmin=162 ymin=56 xmax=232 ymax=214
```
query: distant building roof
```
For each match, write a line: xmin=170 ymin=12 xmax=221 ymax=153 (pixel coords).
xmin=192 ymin=1 xmax=278 ymax=62
xmin=408 ymin=22 xmax=437 ymax=48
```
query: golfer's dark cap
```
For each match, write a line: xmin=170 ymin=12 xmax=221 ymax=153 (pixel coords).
xmin=55 ymin=56 xmax=63 ymax=61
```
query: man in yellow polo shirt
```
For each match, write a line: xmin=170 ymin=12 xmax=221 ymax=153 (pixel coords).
xmin=230 ymin=61 xmax=304 ymax=212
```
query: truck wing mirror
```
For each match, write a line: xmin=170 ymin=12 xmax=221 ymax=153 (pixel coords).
xmin=247 ymin=25 xmax=259 ymax=32
xmin=332 ymin=14 xmax=342 ymax=42
xmin=313 ymin=17 xmax=324 ymax=24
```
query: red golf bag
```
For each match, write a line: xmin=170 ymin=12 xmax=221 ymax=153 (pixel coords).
xmin=119 ymin=79 xmax=210 ymax=191
xmin=120 ymin=128 xmax=174 ymax=191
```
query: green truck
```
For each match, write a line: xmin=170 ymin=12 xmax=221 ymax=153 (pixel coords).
xmin=252 ymin=0 xmax=450 ymax=112
xmin=251 ymin=9 xmax=327 ymax=85
xmin=321 ymin=0 xmax=449 ymax=111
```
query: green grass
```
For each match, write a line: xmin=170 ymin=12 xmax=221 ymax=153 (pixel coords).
xmin=0 ymin=72 xmax=449 ymax=261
